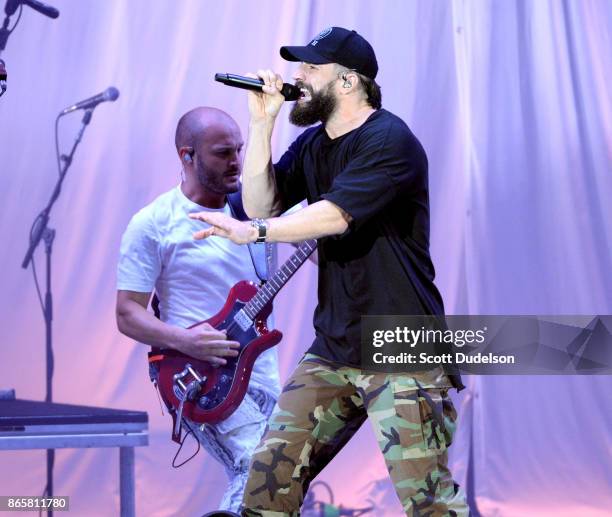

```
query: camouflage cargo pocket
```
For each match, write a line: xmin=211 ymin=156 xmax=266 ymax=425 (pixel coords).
xmin=390 ymin=379 xmax=454 ymax=459
xmin=417 ymin=388 xmax=456 ymax=452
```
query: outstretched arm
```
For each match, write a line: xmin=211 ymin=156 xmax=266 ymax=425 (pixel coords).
xmin=189 ymin=199 xmax=352 ymax=244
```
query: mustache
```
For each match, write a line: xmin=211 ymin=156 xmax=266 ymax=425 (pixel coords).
xmin=294 ymin=81 xmax=313 ymax=94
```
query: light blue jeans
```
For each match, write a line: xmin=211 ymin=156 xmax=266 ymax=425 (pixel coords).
xmin=182 ymin=387 xmax=277 ymax=512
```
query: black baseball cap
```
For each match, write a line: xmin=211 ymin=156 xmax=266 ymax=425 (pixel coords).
xmin=280 ymin=27 xmax=378 ymax=80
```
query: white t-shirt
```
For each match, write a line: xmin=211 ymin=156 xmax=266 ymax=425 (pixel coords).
xmin=117 ymin=185 xmax=281 ymax=396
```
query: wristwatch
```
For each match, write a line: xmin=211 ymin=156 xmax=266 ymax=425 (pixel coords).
xmin=250 ymin=218 xmax=268 ymax=244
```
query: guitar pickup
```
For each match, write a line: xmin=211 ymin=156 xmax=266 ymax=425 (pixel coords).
xmin=234 ymin=309 xmax=252 ymax=331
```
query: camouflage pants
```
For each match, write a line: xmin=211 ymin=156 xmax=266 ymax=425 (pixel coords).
xmin=242 ymin=355 xmax=469 ymax=517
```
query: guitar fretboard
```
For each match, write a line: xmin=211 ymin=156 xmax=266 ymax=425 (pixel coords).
xmin=242 ymin=239 xmax=317 ymax=319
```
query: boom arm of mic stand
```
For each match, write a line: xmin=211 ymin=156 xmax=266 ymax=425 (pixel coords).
xmin=21 ymin=109 xmax=93 ymax=269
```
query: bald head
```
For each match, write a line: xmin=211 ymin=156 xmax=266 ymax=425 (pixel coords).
xmin=175 ymin=107 xmax=243 ymax=203
xmin=175 ymin=106 xmax=240 ymax=152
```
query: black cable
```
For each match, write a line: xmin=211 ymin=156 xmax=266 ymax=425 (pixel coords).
xmin=27 ymin=113 xmax=65 ymax=324
xmin=30 ymin=253 xmax=45 ymax=313
xmin=54 ymin=114 xmax=61 ymax=177
xmin=28 ymin=211 xmax=46 ymax=312
xmin=171 ymin=426 xmax=201 ymax=468
xmin=27 ymin=111 xmax=63 ymax=299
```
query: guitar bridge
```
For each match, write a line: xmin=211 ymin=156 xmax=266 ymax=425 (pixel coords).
xmin=172 ymin=364 xmax=207 ymax=436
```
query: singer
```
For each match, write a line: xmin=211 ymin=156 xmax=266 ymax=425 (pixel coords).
xmin=188 ymin=27 xmax=469 ymax=516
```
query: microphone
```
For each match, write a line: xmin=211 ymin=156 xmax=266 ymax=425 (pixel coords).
xmin=0 ymin=59 xmax=6 ymax=97
xmin=215 ymin=73 xmax=301 ymax=101
xmin=5 ymin=0 xmax=59 ymax=18
xmin=60 ymin=86 xmax=119 ymax=115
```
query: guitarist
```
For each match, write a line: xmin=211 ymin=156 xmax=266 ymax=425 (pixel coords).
xmin=115 ymin=107 xmax=281 ymax=513
xmin=188 ymin=28 xmax=470 ymax=517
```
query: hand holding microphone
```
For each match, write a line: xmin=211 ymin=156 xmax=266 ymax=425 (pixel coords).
xmin=214 ymin=72 xmax=300 ymax=101
xmin=215 ymin=70 xmax=300 ymax=122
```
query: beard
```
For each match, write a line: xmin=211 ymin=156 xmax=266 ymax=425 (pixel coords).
xmin=289 ymin=81 xmax=337 ymax=127
xmin=195 ymin=159 xmax=240 ymax=195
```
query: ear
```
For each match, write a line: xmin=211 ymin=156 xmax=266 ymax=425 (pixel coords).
xmin=179 ymin=147 xmax=194 ymax=164
xmin=340 ymin=71 xmax=359 ymax=92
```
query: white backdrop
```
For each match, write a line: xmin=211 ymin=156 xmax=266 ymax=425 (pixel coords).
xmin=1 ymin=1 xmax=611 ymax=516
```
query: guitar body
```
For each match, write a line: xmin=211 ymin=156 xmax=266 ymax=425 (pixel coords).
xmin=155 ymin=280 xmax=282 ymax=425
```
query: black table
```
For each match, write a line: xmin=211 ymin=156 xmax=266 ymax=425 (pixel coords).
xmin=0 ymin=399 xmax=148 ymax=516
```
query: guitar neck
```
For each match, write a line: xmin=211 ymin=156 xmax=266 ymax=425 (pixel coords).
xmin=242 ymin=239 xmax=317 ymax=319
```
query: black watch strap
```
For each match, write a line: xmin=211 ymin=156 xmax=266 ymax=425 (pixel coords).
xmin=251 ymin=218 xmax=267 ymax=243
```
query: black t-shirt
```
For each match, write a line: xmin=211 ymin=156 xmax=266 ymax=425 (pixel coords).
xmin=275 ymin=109 xmax=445 ymax=366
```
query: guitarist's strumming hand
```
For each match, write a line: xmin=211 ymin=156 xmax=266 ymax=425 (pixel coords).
xmin=178 ymin=323 xmax=240 ymax=366
xmin=189 ymin=212 xmax=257 ymax=244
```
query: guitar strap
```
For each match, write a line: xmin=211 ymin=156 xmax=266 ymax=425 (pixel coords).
xmin=226 ymin=191 xmax=269 ymax=283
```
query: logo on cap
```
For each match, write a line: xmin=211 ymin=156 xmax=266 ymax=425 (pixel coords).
xmin=309 ymin=27 xmax=333 ymax=46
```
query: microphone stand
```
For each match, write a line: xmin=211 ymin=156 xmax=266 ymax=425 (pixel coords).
xmin=21 ymin=108 xmax=93 ymax=516
xmin=0 ymin=13 xmax=14 ymax=54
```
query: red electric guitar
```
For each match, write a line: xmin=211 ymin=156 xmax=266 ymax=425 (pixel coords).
xmin=150 ymin=239 xmax=316 ymax=441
